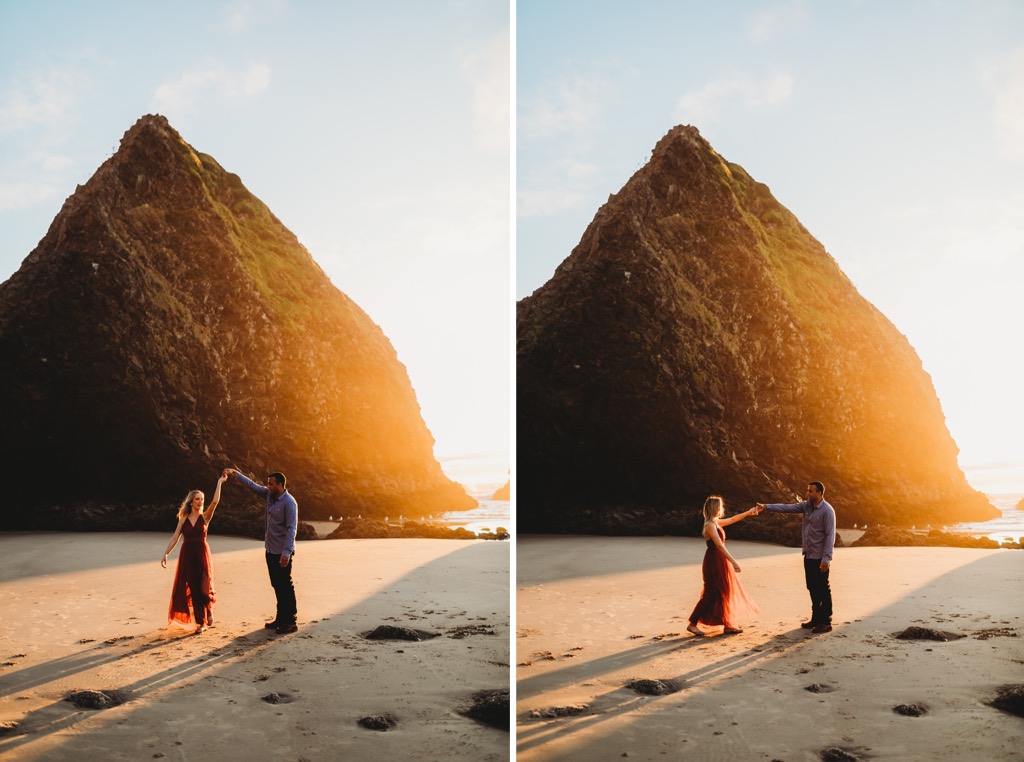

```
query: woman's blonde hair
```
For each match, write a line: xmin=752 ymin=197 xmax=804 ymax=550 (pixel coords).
xmin=177 ymin=489 xmax=203 ymax=519
xmin=702 ymin=495 xmax=725 ymax=523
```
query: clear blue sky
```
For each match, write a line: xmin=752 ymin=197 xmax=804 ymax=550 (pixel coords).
xmin=518 ymin=0 xmax=1024 ymax=485
xmin=0 ymin=0 xmax=510 ymax=488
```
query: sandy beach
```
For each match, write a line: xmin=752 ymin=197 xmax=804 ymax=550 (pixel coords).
xmin=0 ymin=533 xmax=509 ymax=761
xmin=517 ymin=536 xmax=1023 ymax=760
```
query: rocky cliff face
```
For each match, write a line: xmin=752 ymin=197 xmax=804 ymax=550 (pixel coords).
xmin=0 ymin=114 xmax=473 ymax=529
xmin=517 ymin=125 xmax=996 ymax=534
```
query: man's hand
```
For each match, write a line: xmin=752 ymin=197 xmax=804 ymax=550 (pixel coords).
xmin=223 ymin=468 xmax=236 ymax=479
xmin=279 ymin=555 xmax=290 ymax=568
xmin=820 ymin=561 xmax=830 ymax=572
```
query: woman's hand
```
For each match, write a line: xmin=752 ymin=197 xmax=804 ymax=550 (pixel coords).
xmin=732 ymin=561 xmax=741 ymax=573
xmin=161 ymin=554 xmax=168 ymax=568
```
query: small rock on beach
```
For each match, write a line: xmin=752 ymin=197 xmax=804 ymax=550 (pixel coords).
xmin=821 ymin=749 xmax=859 ymax=761
xmin=529 ymin=704 xmax=589 ymax=719
xmin=805 ymin=683 xmax=835 ymax=694
xmin=988 ymin=684 xmax=1024 ymax=717
xmin=461 ymin=689 xmax=510 ymax=730
xmin=358 ymin=715 xmax=398 ymax=731
xmin=893 ymin=703 xmax=928 ymax=716
xmin=260 ymin=692 xmax=295 ymax=704
xmin=894 ymin=626 xmax=964 ymax=642
xmin=363 ymin=625 xmax=439 ymax=642
xmin=65 ymin=690 xmax=126 ymax=710
xmin=626 ymin=678 xmax=684 ymax=696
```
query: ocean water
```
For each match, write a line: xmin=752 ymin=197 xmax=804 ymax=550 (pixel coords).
xmin=949 ymin=493 xmax=1024 ymax=544
xmin=956 ymin=463 xmax=1024 ymax=543
xmin=436 ymin=499 xmax=510 ymax=535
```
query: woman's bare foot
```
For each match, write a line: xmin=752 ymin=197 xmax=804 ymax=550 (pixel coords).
xmin=195 ymin=625 xmax=206 ymax=634
xmin=686 ymin=624 xmax=704 ymax=637
xmin=723 ymin=627 xmax=743 ymax=634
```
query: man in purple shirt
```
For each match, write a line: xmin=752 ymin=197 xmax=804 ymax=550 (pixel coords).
xmin=756 ymin=481 xmax=836 ymax=634
xmin=224 ymin=468 xmax=299 ymax=634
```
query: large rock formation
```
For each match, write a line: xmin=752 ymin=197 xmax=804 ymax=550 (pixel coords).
xmin=492 ymin=480 xmax=510 ymax=500
xmin=517 ymin=125 xmax=997 ymax=535
xmin=0 ymin=114 xmax=474 ymax=530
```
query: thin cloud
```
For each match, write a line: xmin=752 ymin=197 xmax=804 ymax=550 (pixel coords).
xmin=675 ymin=72 xmax=794 ymax=125
xmin=519 ymin=75 xmax=603 ymax=141
xmin=517 ymin=185 xmax=587 ymax=220
xmin=223 ymin=0 xmax=288 ymax=33
xmin=0 ymin=65 xmax=83 ymax=133
xmin=987 ymin=44 xmax=1024 ymax=163
xmin=745 ymin=0 xmax=809 ymax=43
xmin=459 ymin=30 xmax=510 ymax=153
xmin=40 ymin=153 xmax=74 ymax=172
xmin=151 ymin=62 xmax=271 ymax=121
xmin=0 ymin=182 xmax=59 ymax=212
xmin=239 ymin=63 xmax=271 ymax=95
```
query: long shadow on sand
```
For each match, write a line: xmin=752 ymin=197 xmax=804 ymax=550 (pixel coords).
xmin=0 ymin=531 xmax=261 ymax=581
xmin=0 ymin=627 xmax=270 ymax=755
xmin=518 ymin=535 xmax=794 ymax=585
xmin=517 ymin=550 xmax=1022 ymax=760
xmin=0 ymin=539 xmax=510 ymax=760
xmin=517 ymin=627 xmax=808 ymax=754
xmin=0 ymin=627 xmax=266 ymax=699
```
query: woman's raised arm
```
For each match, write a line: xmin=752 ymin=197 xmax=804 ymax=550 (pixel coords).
xmin=205 ymin=475 xmax=227 ymax=524
xmin=719 ymin=507 xmax=758 ymax=528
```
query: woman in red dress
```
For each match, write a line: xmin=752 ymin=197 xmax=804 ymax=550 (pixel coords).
xmin=161 ymin=474 xmax=226 ymax=634
xmin=686 ymin=495 xmax=760 ymax=637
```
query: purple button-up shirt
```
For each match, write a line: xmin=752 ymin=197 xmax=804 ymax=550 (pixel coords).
xmin=234 ymin=472 xmax=298 ymax=558
xmin=765 ymin=499 xmax=836 ymax=564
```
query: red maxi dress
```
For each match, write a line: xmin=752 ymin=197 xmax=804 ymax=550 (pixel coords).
xmin=168 ymin=514 xmax=216 ymax=627
xmin=688 ymin=524 xmax=759 ymax=628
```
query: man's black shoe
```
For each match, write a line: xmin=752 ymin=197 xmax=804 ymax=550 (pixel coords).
xmin=276 ymin=623 xmax=298 ymax=634
xmin=265 ymin=621 xmax=281 ymax=629
xmin=800 ymin=621 xmax=816 ymax=629
xmin=811 ymin=624 xmax=833 ymax=634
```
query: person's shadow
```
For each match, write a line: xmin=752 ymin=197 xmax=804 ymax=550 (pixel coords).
xmin=0 ymin=539 xmax=509 ymax=759
xmin=517 ymin=627 xmax=807 ymax=754
xmin=0 ymin=626 xmax=271 ymax=755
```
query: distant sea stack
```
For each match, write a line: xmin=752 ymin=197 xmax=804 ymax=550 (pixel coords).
xmin=492 ymin=480 xmax=510 ymax=500
xmin=0 ymin=114 xmax=474 ymax=529
xmin=517 ymin=125 xmax=996 ymax=534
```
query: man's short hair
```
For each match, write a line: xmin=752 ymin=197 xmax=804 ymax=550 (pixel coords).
xmin=809 ymin=481 xmax=825 ymax=495
xmin=269 ymin=472 xmax=287 ymax=488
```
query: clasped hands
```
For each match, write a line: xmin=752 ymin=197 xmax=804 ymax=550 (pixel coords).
xmin=748 ymin=504 xmax=830 ymax=571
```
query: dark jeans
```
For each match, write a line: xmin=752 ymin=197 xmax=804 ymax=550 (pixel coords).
xmin=266 ymin=552 xmax=297 ymax=625
xmin=803 ymin=556 xmax=832 ymax=624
